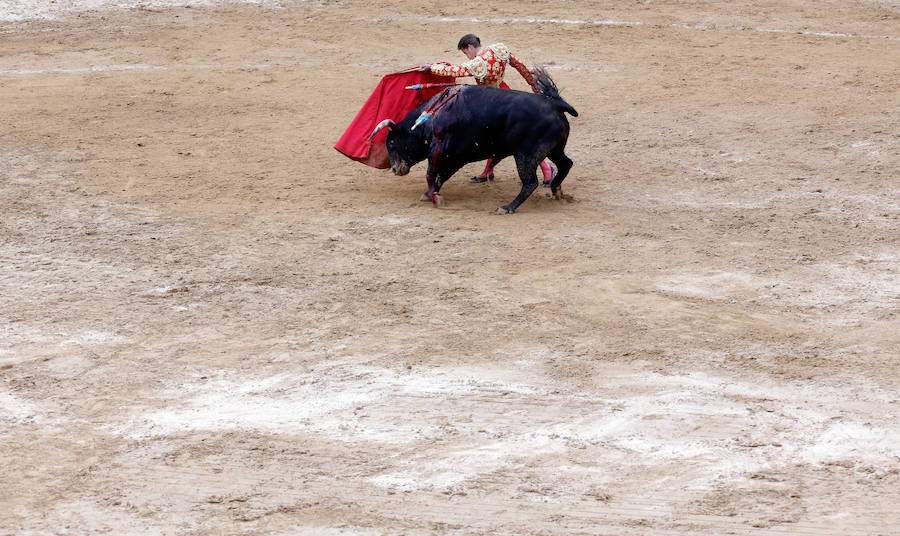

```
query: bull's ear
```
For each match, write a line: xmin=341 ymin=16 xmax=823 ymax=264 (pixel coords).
xmin=368 ymin=119 xmax=396 ymax=140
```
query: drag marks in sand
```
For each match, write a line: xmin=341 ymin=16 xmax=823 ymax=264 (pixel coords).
xmin=108 ymin=357 xmax=900 ymax=497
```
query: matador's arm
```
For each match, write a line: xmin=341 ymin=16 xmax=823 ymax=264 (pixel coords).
xmin=508 ymin=54 xmax=537 ymax=92
xmin=430 ymin=59 xmax=481 ymax=80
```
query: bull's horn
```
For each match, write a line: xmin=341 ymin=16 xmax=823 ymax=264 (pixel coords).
xmin=368 ymin=119 xmax=396 ymax=140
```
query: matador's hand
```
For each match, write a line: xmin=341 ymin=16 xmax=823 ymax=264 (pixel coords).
xmin=423 ymin=62 xmax=451 ymax=72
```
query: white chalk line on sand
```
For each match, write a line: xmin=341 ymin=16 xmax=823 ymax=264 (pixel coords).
xmin=2 ymin=11 xmax=898 ymax=42
xmin=0 ymin=60 xmax=612 ymax=77
xmin=2 ymin=12 xmax=899 ymax=41
xmin=0 ymin=0 xmax=289 ymax=23
xmin=1 ymin=13 xmax=896 ymax=77
xmin=0 ymin=63 xmax=168 ymax=76
xmin=0 ymin=61 xmax=288 ymax=76
xmin=364 ymin=15 xmax=900 ymax=42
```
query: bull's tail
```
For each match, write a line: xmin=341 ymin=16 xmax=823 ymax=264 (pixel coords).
xmin=532 ymin=66 xmax=578 ymax=117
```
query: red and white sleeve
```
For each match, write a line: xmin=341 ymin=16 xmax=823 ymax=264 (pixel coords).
xmin=430 ymin=62 xmax=473 ymax=78
xmin=508 ymin=54 xmax=536 ymax=91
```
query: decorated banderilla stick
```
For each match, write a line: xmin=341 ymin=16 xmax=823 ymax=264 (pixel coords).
xmin=405 ymin=83 xmax=459 ymax=90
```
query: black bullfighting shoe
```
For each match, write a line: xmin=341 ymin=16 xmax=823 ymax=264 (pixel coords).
xmin=470 ymin=173 xmax=495 ymax=183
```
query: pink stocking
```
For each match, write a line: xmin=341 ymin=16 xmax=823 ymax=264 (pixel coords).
xmin=478 ymin=159 xmax=494 ymax=178
xmin=539 ymin=160 xmax=552 ymax=182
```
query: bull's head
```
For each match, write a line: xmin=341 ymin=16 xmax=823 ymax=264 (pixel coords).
xmin=369 ymin=117 xmax=430 ymax=176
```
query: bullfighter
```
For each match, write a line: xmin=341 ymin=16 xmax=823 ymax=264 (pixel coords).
xmin=428 ymin=34 xmax=556 ymax=185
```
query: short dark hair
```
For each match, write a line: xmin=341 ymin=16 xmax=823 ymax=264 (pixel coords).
xmin=457 ymin=34 xmax=481 ymax=50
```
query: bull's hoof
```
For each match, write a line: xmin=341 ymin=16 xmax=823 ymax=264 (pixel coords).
xmin=552 ymin=187 xmax=563 ymax=200
xmin=494 ymin=205 xmax=514 ymax=215
xmin=419 ymin=192 xmax=431 ymax=202
xmin=432 ymin=194 xmax=443 ymax=207
xmin=470 ymin=173 xmax=494 ymax=183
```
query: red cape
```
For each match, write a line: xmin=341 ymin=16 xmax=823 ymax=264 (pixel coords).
xmin=334 ymin=67 xmax=452 ymax=169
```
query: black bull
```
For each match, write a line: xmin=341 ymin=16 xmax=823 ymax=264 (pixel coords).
xmin=371 ymin=70 xmax=578 ymax=214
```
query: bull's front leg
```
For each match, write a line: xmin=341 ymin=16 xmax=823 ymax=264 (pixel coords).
xmin=419 ymin=152 xmax=464 ymax=207
xmin=418 ymin=161 xmax=442 ymax=206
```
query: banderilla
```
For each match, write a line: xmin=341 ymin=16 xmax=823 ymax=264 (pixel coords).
xmin=405 ymin=83 xmax=459 ymax=90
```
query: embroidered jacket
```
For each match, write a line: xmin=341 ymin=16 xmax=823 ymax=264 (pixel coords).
xmin=430 ymin=43 xmax=536 ymax=91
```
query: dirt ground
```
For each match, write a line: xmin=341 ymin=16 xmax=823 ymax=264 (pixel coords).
xmin=1 ymin=1 xmax=899 ymax=534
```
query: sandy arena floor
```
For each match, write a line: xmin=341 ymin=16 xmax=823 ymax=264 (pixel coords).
xmin=1 ymin=1 xmax=899 ymax=534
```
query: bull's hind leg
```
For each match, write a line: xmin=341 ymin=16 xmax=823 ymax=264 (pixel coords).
xmin=547 ymin=146 xmax=573 ymax=200
xmin=496 ymin=154 xmax=541 ymax=214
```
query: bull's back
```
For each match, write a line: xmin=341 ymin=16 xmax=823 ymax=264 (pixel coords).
xmin=448 ymin=86 xmax=563 ymax=131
